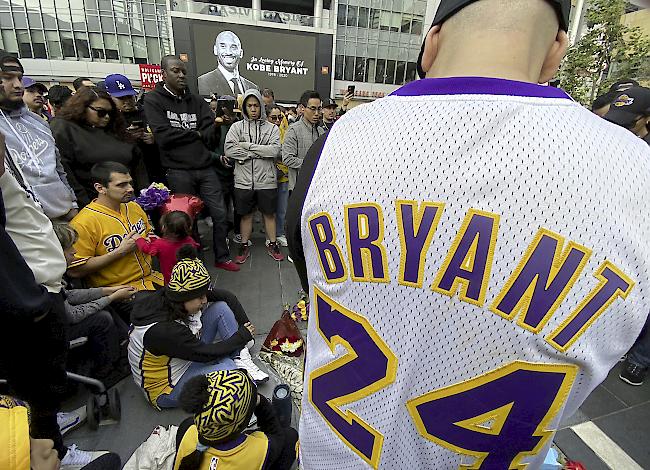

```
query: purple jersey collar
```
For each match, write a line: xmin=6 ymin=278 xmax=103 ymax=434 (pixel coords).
xmin=391 ymin=77 xmax=572 ymax=100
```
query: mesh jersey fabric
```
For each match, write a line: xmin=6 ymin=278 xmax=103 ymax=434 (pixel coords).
xmin=298 ymin=77 xmax=650 ymax=469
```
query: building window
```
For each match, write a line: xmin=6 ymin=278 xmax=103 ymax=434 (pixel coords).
xmin=337 ymin=4 xmax=346 ymax=25
xmin=358 ymin=7 xmax=369 ymax=28
xmin=395 ymin=60 xmax=405 ymax=85
xmin=355 ymin=56 xmax=365 ymax=82
xmin=369 ymin=8 xmax=379 ymax=29
xmin=60 ymin=32 xmax=76 ymax=57
xmin=31 ymin=30 xmax=48 ymax=58
xmin=46 ymin=30 xmax=62 ymax=58
xmin=89 ymin=32 xmax=104 ymax=58
xmin=17 ymin=30 xmax=32 ymax=58
xmin=103 ymin=33 xmax=119 ymax=60
xmin=375 ymin=58 xmax=385 ymax=83
xmin=385 ymin=59 xmax=395 ymax=84
xmin=365 ymin=58 xmax=375 ymax=82
xmin=411 ymin=18 xmax=422 ymax=36
xmin=335 ymin=54 xmax=344 ymax=80
xmin=405 ymin=61 xmax=417 ymax=82
xmin=346 ymin=5 xmax=357 ymax=27
xmin=344 ymin=55 xmax=354 ymax=81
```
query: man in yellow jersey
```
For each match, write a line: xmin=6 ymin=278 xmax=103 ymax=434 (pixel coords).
xmin=68 ymin=161 xmax=163 ymax=320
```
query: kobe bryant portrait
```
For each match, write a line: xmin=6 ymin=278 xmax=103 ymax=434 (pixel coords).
xmin=198 ymin=30 xmax=259 ymax=97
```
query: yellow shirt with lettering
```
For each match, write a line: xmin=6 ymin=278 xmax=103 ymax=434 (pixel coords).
xmin=70 ymin=200 xmax=163 ymax=291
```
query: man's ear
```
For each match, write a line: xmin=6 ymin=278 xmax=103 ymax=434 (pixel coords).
xmin=420 ymin=25 xmax=441 ymax=77
xmin=539 ymin=30 xmax=569 ymax=84
xmin=94 ymin=183 xmax=105 ymax=194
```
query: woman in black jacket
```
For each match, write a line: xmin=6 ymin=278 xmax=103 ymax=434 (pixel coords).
xmin=51 ymin=87 xmax=147 ymax=207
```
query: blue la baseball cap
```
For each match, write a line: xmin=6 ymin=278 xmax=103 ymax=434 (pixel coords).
xmin=104 ymin=73 xmax=137 ymax=98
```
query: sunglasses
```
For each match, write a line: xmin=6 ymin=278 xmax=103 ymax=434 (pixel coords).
xmin=88 ymin=106 xmax=113 ymax=118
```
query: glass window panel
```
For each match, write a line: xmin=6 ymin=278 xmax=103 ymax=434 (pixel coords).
xmin=17 ymin=30 xmax=32 ymax=58
xmin=358 ymin=7 xmax=369 ymax=28
xmin=414 ymin=0 xmax=426 ymax=15
xmin=89 ymin=31 xmax=103 ymax=58
xmin=344 ymin=55 xmax=354 ymax=81
xmin=74 ymin=32 xmax=90 ymax=57
xmin=25 ymin=0 xmax=41 ymax=7
xmin=144 ymin=36 xmax=159 ymax=62
xmin=337 ymin=4 xmax=346 ymax=25
xmin=346 ymin=5 xmax=357 ymax=26
xmin=144 ymin=20 xmax=157 ymax=35
xmin=364 ymin=58 xmax=375 ymax=82
xmin=411 ymin=18 xmax=422 ymax=35
xmin=400 ymin=13 xmax=411 ymax=33
xmin=43 ymin=12 xmax=57 ymax=29
xmin=405 ymin=61 xmax=417 ymax=82
xmin=2 ymin=30 xmax=18 ymax=53
xmin=87 ymin=15 xmax=100 ymax=31
xmin=84 ymin=0 xmax=98 ymax=12
xmin=395 ymin=60 xmax=406 ymax=85
xmin=367 ymin=43 xmax=377 ymax=56
xmin=335 ymin=54 xmax=344 ymax=80
xmin=101 ymin=15 xmax=115 ymax=32
xmin=375 ymin=58 xmax=385 ymax=83
xmin=393 ymin=0 xmax=403 ymax=10
xmin=98 ymin=0 xmax=111 ymax=12
xmin=30 ymin=29 xmax=47 ymax=58
xmin=385 ymin=59 xmax=395 ymax=84
xmin=118 ymin=35 xmax=133 ymax=62
xmin=28 ymin=13 xmax=42 ymax=28
xmin=381 ymin=0 xmax=390 ymax=10
xmin=0 ymin=12 xmax=13 ymax=28
xmin=59 ymin=31 xmax=75 ymax=57
xmin=369 ymin=8 xmax=379 ymax=28
xmin=46 ymin=31 xmax=62 ymax=58
xmin=103 ymin=33 xmax=119 ymax=60
xmin=13 ymin=12 xmax=28 ymax=29
xmin=354 ymin=56 xmax=365 ymax=82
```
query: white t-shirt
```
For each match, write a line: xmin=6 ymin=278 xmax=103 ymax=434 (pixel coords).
xmin=298 ymin=77 xmax=650 ymax=469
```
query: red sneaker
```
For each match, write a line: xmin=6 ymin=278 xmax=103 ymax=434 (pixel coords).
xmin=234 ymin=245 xmax=250 ymax=264
xmin=215 ymin=260 xmax=240 ymax=272
xmin=267 ymin=242 xmax=285 ymax=261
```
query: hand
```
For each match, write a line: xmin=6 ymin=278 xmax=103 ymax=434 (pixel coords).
xmin=141 ymin=132 xmax=154 ymax=145
xmin=109 ymin=286 xmax=137 ymax=302
xmin=62 ymin=207 xmax=78 ymax=221
xmin=127 ymin=127 xmax=145 ymax=140
xmin=220 ymin=155 xmax=233 ymax=168
xmin=342 ymin=93 xmax=353 ymax=108
xmin=244 ymin=321 xmax=255 ymax=336
xmin=114 ymin=230 xmax=138 ymax=256
xmin=214 ymin=116 xmax=224 ymax=127
xmin=0 ymin=132 xmax=5 ymax=177
xmin=102 ymin=285 xmax=131 ymax=295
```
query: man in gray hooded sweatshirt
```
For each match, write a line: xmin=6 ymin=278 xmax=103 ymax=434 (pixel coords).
xmin=0 ymin=57 xmax=77 ymax=221
xmin=225 ymin=89 xmax=284 ymax=263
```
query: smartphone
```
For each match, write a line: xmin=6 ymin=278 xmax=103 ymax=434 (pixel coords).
xmin=347 ymin=85 xmax=356 ymax=96
xmin=130 ymin=120 xmax=144 ymax=128
xmin=216 ymin=98 xmax=235 ymax=117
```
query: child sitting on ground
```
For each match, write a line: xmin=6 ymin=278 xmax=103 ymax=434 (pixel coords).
xmin=173 ymin=370 xmax=298 ymax=470
xmin=135 ymin=210 xmax=200 ymax=284
xmin=53 ymin=223 xmax=134 ymax=380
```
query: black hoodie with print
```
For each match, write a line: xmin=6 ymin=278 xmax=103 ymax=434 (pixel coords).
xmin=143 ymin=82 xmax=221 ymax=170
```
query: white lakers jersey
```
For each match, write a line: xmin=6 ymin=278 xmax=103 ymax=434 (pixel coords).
xmin=298 ymin=77 xmax=650 ymax=469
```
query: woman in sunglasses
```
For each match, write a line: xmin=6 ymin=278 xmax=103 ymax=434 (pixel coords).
xmin=51 ymin=87 xmax=145 ymax=207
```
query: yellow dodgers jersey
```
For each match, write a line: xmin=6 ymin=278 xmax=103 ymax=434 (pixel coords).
xmin=174 ymin=426 xmax=269 ymax=470
xmin=70 ymin=200 xmax=163 ymax=290
xmin=298 ymin=78 xmax=650 ymax=469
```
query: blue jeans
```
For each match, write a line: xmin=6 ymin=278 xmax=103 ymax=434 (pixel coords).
xmin=628 ymin=315 xmax=650 ymax=368
xmin=157 ymin=301 xmax=240 ymax=408
xmin=276 ymin=181 xmax=289 ymax=237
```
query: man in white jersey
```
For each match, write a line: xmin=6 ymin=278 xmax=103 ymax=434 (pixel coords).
xmin=286 ymin=0 xmax=650 ymax=468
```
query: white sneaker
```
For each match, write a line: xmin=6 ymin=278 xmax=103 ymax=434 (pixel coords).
xmin=265 ymin=239 xmax=271 ymax=247
xmin=235 ymin=348 xmax=269 ymax=383
xmin=276 ymin=236 xmax=288 ymax=247
xmin=287 ymin=255 xmax=293 ymax=264
xmin=57 ymin=406 xmax=87 ymax=435
xmin=247 ymin=413 xmax=258 ymax=428
xmin=60 ymin=444 xmax=108 ymax=470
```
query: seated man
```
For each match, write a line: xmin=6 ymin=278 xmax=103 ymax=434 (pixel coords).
xmin=68 ymin=161 xmax=164 ymax=320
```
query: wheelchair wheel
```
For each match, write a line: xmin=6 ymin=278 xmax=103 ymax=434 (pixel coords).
xmin=86 ymin=395 xmax=101 ymax=430
xmin=107 ymin=388 xmax=121 ymax=421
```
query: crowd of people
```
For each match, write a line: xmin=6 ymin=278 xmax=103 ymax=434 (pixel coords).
xmin=2 ymin=0 xmax=650 ymax=468
xmin=0 ymin=48 xmax=353 ymax=470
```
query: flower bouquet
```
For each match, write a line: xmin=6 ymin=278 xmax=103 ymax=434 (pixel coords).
xmin=263 ymin=309 xmax=304 ymax=357
xmin=289 ymin=292 xmax=309 ymax=322
xmin=135 ymin=182 xmax=170 ymax=211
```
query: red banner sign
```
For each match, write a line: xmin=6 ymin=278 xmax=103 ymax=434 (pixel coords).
xmin=139 ymin=64 xmax=163 ymax=90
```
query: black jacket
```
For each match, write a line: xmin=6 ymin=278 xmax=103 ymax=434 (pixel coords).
xmin=131 ymin=288 xmax=252 ymax=363
xmin=143 ymin=82 xmax=221 ymax=171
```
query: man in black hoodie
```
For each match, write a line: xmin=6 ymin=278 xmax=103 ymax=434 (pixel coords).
xmin=144 ymin=55 xmax=239 ymax=272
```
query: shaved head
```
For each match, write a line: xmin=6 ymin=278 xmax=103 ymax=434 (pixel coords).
xmin=422 ymin=0 xmax=568 ymax=84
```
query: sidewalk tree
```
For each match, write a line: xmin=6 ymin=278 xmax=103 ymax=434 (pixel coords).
xmin=559 ymin=0 xmax=650 ymax=106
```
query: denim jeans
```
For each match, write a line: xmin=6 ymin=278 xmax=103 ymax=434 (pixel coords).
xmin=276 ymin=181 xmax=289 ymax=237
xmin=157 ymin=301 xmax=240 ymax=408
xmin=628 ymin=315 xmax=650 ymax=368
xmin=166 ymin=168 xmax=231 ymax=262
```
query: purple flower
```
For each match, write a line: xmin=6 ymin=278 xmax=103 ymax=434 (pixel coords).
xmin=135 ymin=183 xmax=171 ymax=211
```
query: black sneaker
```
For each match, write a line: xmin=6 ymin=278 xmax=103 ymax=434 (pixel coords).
xmin=619 ymin=360 xmax=646 ymax=386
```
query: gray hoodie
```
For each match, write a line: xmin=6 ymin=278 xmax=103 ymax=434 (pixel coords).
xmin=282 ymin=116 xmax=326 ymax=191
xmin=224 ymin=89 xmax=281 ymax=190
xmin=0 ymin=106 xmax=77 ymax=218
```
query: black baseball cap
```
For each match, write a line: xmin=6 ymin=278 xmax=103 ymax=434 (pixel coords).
xmin=0 ymin=49 xmax=23 ymax=74
xmin=603 ymin=87 xmax=650 ymax=128
xmin=609 ymin=79 xmax=639 ymax=93
xmin=416 ymin=0 xmax=572 ymax=78
xmin=322 ymin=98 xmax=337 ymax=108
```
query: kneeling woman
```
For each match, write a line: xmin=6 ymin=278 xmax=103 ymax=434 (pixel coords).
xmin=128 ymin=246 xmax=255 ymax=409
